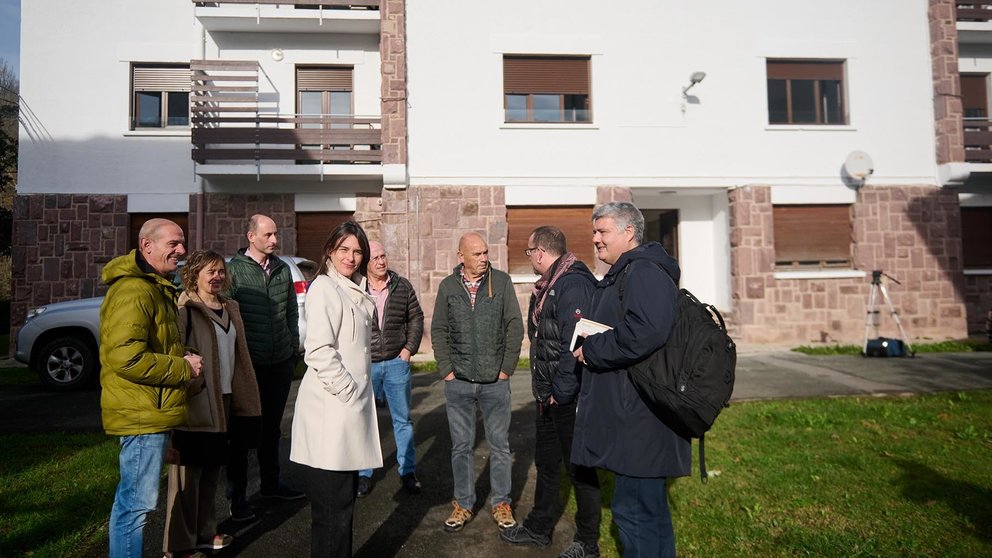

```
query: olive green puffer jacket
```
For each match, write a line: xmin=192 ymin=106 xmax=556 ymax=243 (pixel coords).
xmin=99 ymin=251 xmax=192 ymax=436
xmin=226 ymin=250 xmax=300 ymax=365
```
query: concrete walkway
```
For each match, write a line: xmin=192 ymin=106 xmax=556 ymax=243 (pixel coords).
xmin=3 ymin=351 xmax=991 ymax=556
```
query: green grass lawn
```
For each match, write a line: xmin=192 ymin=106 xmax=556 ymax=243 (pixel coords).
xmin=2 ymin=391 xmax=990 ymax=557
xmin=567 ymin=390 xmax=992 ymax=558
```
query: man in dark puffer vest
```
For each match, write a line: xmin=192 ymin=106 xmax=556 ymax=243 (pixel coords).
xmin=432 ymin=232 xmax=523 ymax=534
xmin=356 ymin=241 xmax=425 ymax=498
xmin=225 ymin=214 xmax=304 ymax=522
xmin=500 ymin=226 xmax=602 ymax=558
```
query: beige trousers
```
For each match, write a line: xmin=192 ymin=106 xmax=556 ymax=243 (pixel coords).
xmin=162 ymin=463 xmax=221 ymax=552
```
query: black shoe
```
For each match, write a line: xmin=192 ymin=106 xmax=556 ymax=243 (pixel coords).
xmin=260 ymin=484 xmax=306 ymax=501
xmin=356 ymin=476 xmax=373 ymax=498
xmin=230 ymin=500 xmax=256 ymax=523
xmin=499 ymin=524 xmax=551 ymax=547
xmin=401 ymin=473 xmax=422 ymax=494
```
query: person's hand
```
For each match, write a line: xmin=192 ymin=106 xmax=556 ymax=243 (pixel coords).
xmin=572 ymin=346 xmax=586 ymax=366
xmin=184 ymin=353 xmax=203 ymax=378
xmin=399 ymin=348 xmax=412 ymax=362
xmin=444 ymin=372 xmax=456 ymax=382
xmin=498 ymin=371 xmax=510 ymax=380
xmin=548 ymin=395 xmax=557 ymax=405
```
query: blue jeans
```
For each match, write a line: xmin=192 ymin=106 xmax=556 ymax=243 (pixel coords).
xmin=360 ymin=357 xmax=416 ymax=478
xmin=109 ymin=432 xmax=169 ymax=558
xmin=444 ymin=378 xmax=512 ymax=510
xmin=611 ymin=474 xmax=675 ymax=558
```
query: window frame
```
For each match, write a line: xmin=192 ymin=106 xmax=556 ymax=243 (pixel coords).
xmin=503 ymin=55 xmax=592 ymax=124
xmin=773 ymin=204 xmax=853 ymax=270
xmin=130 ymin=63 xmax=191 ymax=130
xmin=766 ymin=59 xmax=847 ymax=126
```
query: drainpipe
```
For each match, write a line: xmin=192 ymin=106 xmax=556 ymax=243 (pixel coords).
xmin=194 ymin=19 xmax=206 ymax=249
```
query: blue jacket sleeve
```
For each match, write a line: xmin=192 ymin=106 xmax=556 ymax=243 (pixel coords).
xmin=583 ymin=261 xmax=677 ymax=371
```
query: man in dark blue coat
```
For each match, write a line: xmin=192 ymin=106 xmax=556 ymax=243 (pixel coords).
xmin=572 ymin=202 xmax=690 ymax=558
xmin=500 ymin=226 xmax=601 ymax=558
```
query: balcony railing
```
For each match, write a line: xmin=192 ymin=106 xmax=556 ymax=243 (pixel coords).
xmin=190 ymin=59 xmax=382 ymax=172
xmin=193 ymin=0 xmax=379 ymax=9
xmin=964 ymin=119 xmax=992 ymax=162
xmin=957 ymin=2 xmax=992 ymax=22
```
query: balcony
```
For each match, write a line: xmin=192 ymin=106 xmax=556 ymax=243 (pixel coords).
xmin=957 ymin=2 xmax=992 ymax=42
xmin=964 ymin=119 xmax=992 ymax=163
xmin=193 ymin=0 xmax=380 ymax=34
xmin=191 ymin=59 xmax=383 ymax=183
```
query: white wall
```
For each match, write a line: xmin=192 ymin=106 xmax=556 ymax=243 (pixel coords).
xmin=18 ymin=0 xmax=381 ymax=196
xmin=406 ymin=0 xmax=937 ymax=188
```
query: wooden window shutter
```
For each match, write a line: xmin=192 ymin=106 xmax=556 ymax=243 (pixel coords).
xmin=297 ymin=67 xmax=353 ymax=92
xmin=503 ymin=56 xmax=590 ymax=95
xmin=296 ymin=212 xmax=355 ymax=266
xmin=767 ymin=60 xmax=844 ymax=81
xmin=962 ymin=207 xmax=992 ymax=267
xmin=773 ymin=205 xmax=852 ymax=267
xmin=128 ymin=213 xmax=189 ymax=252
xmin=132 ymin=65 xmax=191 ymax=92
xmin=507 ymin=206 xmax=595 ymax=275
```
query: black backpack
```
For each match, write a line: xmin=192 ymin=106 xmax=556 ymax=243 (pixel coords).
xmin=619 ymin=265 xmax=736 ymax=481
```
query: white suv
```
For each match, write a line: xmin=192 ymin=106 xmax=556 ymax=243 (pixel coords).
xmin=14 ymin=256 xmax=316 ymax=391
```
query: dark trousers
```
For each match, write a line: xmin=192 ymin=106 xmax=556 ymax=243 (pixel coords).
xmin=228 ymin=356 xmax=295 ymax=500
xmin=524 ymin=401 xmax=601 ymax=548
xmin=302 ymin=465 xmax=357 ymax=558
xmin=612 ymin=475 xmax=675 ymax=558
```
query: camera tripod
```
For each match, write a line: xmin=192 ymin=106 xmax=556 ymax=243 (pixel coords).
xmin=862 ymin=270 xmax=915 ymax=356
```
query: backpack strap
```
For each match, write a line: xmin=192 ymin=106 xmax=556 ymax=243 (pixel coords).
xmin=699 ymin=435 xmax=707 ymax=483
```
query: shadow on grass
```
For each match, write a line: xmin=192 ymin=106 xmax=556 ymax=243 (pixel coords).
xmin=893 ymin=458 xmax=992 ymax=543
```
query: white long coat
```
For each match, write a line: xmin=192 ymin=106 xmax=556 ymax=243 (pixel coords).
xmin=290 ymin=268 xmax=383 ymax=471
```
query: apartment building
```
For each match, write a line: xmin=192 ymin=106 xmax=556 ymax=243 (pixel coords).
xmin=13 ymin=0 xmax=989 ymax=348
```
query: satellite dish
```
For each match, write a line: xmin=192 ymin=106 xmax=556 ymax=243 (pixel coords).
xmin=843 ymin=151 xmax=874 ymax=181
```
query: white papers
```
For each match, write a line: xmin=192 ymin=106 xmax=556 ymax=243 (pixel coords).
xmin=569 ymin=318 xmax=613 ymax=351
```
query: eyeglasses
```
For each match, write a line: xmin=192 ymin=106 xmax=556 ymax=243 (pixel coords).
xmin=524 ymin=246 xmax=540 ymax=257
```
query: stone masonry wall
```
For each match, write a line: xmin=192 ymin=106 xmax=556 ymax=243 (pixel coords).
xmin=10 ymin=194 xmax=129 ymax=333
xmin=930 ymin=0 xmax=964 ymax=164
xmin=195 ymin=193 xmax=297 ymax=256
xmin=380 ymin=0 xmax=407 ymax=166
xmin=964 ymin=275 xmax=992 ymax=335
xmin=730 ymin=185 xmax=968 ymax=346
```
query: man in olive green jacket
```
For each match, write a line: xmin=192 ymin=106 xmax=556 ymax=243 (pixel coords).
xmin=432 ymin=232 xmax=523 ymax=534
xmin=100 ymin=218 xmax=202 ymax=558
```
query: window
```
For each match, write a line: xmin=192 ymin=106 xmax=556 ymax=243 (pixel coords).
xmin=767 ymin=60 xmax=846 ymax=125
xmin=503 ymin=56 xmax=591 ymax=123
xmin=961 ymin=74 xmax=989 ymax=119
xmin=507 ymin=206 xmax=595 ymax=275
xmin=296 ymin=211 xmax=354 ymax=265
xmin=131 ymin=64 xmax=190 ymax=129
xmin=962 ymin=207 xmax=992 ymax=268
xmin=773 ymin=204 xmax=852 ymax=269
xmin=297 ymin=66 xmax=354 ymax=161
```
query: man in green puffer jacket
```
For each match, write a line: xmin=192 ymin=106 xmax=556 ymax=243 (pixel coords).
xmin=432 ymin=232 xmax=523 ymax=535
xmin=225 ymin=214 xmax=304 ymax=521
xmin=100 ymin=218 xmax=202 ymax=558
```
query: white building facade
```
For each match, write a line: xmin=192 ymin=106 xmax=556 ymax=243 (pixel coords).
xmin=14 ymin=0 xmax=987 ymax=348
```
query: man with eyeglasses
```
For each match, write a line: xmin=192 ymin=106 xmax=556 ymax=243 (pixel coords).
xmin=500 ymin=226 xmax=601 ymax=558
xmin=356 ymin=241 xmax=425 ymax=497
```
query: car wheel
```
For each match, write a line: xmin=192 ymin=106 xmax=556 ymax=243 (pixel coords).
xmin=36 ymin=337 xmax=97 ymax=391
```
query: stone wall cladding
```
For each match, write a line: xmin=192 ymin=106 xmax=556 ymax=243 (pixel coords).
xmin=195 ymin=193 xmax=296 ymax=256
xmin=930 ymin=0 xmax=964 ymax=164
xmin=10 ymin=193 xmax=129 ymax=333
xmin=380 ymin=0 xmax=407 ymax=166
xmin=964 ymin=275 xmax=992 ymax=335
xmin=729 ymin=185 xmax=968 ymax=346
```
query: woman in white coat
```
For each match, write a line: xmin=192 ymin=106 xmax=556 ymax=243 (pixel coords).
xmin=291 ymin=220 xmax=382 ymax=558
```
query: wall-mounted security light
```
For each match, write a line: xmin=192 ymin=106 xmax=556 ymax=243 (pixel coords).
xmin=682 ymin=71 xmax=707 ymax=95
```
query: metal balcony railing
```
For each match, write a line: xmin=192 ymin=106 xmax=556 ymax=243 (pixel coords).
xmin=963 ymin=118 xmax=992 ymax=162
xmin=193 ymin=0 xmax=380 ymax=9
xmin=957 ymin=2 xmax=992 ymax=22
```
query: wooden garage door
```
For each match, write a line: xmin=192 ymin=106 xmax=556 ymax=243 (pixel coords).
xmin=507 ymin=206 xmax=595 ymax=275
xmin=296 ymin=212 xmax=354 ymax=266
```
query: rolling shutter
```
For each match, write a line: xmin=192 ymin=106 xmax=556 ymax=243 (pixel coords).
xmin=503 ymin=56 xmax=590 ymax=95
xmin=297 ymin=67 xmax=353 ymax=92
xmin=132 ymin=65 xmax=191 ymax=92
xmin=773 ymin=205 xmax=852 ymax=267
xmin=507 ymin=206 xmax=595 ymax=275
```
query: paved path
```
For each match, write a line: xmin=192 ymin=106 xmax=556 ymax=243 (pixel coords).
xmin=2 ymin=351 xmax=991 ymax=557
